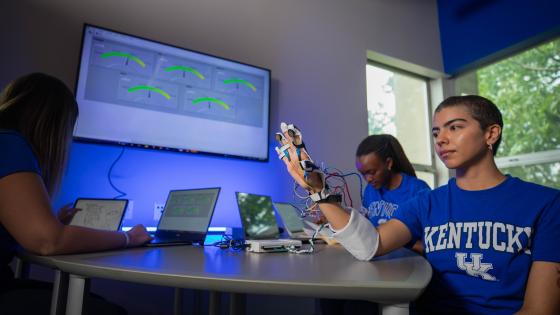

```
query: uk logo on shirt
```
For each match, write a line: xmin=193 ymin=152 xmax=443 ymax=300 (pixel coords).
xmin=455 ymin=252 xmax=496 ymax=281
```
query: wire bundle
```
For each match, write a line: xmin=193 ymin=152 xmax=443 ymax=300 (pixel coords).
xmin=212 ymin=234 xmax=247 ymax=250
xmin=291 ymin=164 xmax=364 ymax=219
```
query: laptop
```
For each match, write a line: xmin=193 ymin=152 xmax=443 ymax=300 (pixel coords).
xmin=147 ymin=188 xmax=220 ymax=246
xmin=236 ymin=192 xmax=301 ymax=252
xmin=273 ymin=202 xmax=313 ymax=240
xmin=70 ymin=198 xmax=128 ymax=231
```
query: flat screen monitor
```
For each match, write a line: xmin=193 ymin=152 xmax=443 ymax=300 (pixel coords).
xmin=74 ymin=24 xmax=271 ymax=160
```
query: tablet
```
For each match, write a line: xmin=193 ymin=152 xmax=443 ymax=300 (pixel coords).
xmin=70 ymin=198 xmax=128 ymax=231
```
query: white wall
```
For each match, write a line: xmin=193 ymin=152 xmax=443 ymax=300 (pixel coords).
xmin=1 ymin=1 xmax=443 ymax=313
xmin=0 ymin=0 xmax=443 ymax=224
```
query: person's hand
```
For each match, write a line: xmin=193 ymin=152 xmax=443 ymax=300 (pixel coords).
xmin=312 ymin=213 xmax=329 ymax=225
xmin=57 ymin=203 xmax=81 ymax=225
xmin=275 ymin=122 xmax=324 ymax=193
xmin=125 ymin=224 xmax=153 ymax=247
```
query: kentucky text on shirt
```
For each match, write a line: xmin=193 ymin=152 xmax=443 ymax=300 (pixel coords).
xmin=423 ymin=222 xmax=532 ymax=254
xmin=367 ymin=200 xmax=398 ymax=219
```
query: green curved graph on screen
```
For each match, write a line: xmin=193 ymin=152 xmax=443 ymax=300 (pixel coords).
xmin=192 ymin=97 xmax=230 ymax=110
xmin=164 ymin=66 xmax=205 ymax=80
xmin=223 ymin=78 xmax=256 ymax=92
xmin=127 ymin=85 xmax=171 ymax=100
xmin=100 ymin=51 xmax=146 ymax=68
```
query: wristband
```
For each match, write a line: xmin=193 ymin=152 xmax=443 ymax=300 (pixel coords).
xmin=317 ymin=194 xmax=342 ymax=204
xmin=309 ymin=188 xmax=342 ymax=204
xmin=122 ymin=231 xmax=130 ymax=248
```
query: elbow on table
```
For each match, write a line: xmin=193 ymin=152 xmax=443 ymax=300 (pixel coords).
xmin=352 ymin=249 xmax=376 ymax=261
xmin=24 ymin=230 xmax=65 ymax=256
xmin=32 ymin=237 xmax=63 ymax=256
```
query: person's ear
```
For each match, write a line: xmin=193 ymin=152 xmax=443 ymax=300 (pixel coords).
xmin=485 ymin=124 xmax=501 ymax=148
xmin=385 ymin=157 xmax=394 ymax=171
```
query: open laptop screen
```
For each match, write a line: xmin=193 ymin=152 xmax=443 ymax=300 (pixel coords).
xmin=274 ymin=203 xmax=305 ymax=234
xmin=157 ymin=188 xmax=220 ymax=232
xmin=236 ymin=192 xmax=279 ymax=239
xmin=70 ymin=199 xmax=128 ymax=231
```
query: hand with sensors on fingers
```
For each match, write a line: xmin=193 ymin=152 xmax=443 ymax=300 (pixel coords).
xmin=274 ymin=122 xmax=340 ymax=204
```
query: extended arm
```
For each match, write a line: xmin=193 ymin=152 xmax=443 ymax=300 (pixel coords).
xmin=0 ymin=172 xmax=151 ymax=255
xmin=318 ymin=202 xmax=412 ymax=259
xmin=515 ymin=261 xmax=560 ymax=315
xmin=275 ymin=122 xmax=412 ymax=260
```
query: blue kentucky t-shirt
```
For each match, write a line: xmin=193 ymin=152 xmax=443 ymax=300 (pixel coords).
xmin=394 ymin=176 xmax=560 ymax=314
xmin=0 ymin=130 xmax=41 ymax=287
xmin=362 ymin=172 xmax=430 ymax=227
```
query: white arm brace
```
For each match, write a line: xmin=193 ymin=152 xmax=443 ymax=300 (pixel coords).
xmin=331 ymin=208 xmax=379 ymax=261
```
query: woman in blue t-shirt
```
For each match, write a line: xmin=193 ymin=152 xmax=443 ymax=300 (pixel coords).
xmin=277 ymin=95 xmax=560 ymax=314
xmin=355 ymin=134 xmax=430 ymax=253
xmin=0 ymin=73 xmax=153 ymax=313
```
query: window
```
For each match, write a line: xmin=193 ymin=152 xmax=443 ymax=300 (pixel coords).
xmin=366 ymin=63 xmax=436 ymax=187
xmin=455 ymin=37 xmax=560 ymax=189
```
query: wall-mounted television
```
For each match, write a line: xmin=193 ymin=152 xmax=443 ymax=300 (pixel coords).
xmin=74 ymin=24 xmax=270 ymax=161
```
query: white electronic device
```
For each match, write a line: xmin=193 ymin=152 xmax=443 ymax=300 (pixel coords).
xmin=245 ymin=239 xmax=302 ymax=253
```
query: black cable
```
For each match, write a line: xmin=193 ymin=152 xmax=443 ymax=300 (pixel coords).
xmin=212 ymin=234 xmax=247 ymax=250
xmin=108 ymin=146 xmax=127 ymax=199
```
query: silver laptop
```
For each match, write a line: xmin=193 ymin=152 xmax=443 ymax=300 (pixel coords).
xmin=236 ymin=192 xmax=280 ymax=239
xmin=273 ymin=202 xmax=312 ymax=240
xmin=148 ymin=188 xmax=220 ymax=246
xmin=236 ymin=192 xmax=301 ymax=252
xmin=70 ymin=198 xmax=128 ymax=231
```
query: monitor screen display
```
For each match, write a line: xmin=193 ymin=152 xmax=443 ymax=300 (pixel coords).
xmin=274 ymin=203 xmax=305 ymax=233
xmin=70 ymin=198 xmax=128 ymax=231
xmin=157 ymin=188 xmax=220 ymax=233
xmin=236 ymin=192 xmax=279 ymax=239
xmin=74 ymin=24 xmax=270 ymax=160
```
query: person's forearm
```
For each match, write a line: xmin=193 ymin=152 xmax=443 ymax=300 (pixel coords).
xmin=328 ymin=207 xmax=378 ymax=261
xmin=45 ymin=225 xmax=125 ymax=255
xmin=317 ymin=202 xmax=351 ymax=229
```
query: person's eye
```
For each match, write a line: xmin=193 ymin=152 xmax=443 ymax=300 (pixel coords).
xmin=450 ymin=124 xmax=462 ymax=131
xmin=432 ymin=131 xmax=438 ymax=138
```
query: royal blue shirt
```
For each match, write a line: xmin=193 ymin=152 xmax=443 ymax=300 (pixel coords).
xmin=394 ymin=176 xmax=560 ymax=314
xmin=362 ymin=172 xmax=430 ymax=227
xmin=0 ymin=130 xmax=41 ymax=287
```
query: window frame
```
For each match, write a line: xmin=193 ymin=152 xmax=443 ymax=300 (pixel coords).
xmin=365 ymin=61 xmax=438 ymax=186
xmin=496 ymin=149 xmax=560 ymax=169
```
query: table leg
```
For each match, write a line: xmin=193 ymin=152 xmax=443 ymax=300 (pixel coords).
xmin=209 ymin=291 xmax=221 ymax=315
xmin=174 ymin=288 xmax=183 ymax=315
xmin=13 ymin=257 xmax=30 ymax=279
xmin=381 ymin=303 xmax=409 ymax=315
xmin=193 ymin=290 xmax=202 ymax=315
xmin=50 ymin=270 xmax=69 ymax=315
xmin=229 ymin=293 xmax=246 ymax=315
xmin=66 ymin=275 xmax=87 ymax=315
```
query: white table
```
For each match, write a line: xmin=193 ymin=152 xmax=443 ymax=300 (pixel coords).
xmin=20 ymin=245 xmax=432 ymax=315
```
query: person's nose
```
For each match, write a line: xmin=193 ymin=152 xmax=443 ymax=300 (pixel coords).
xmin=436 ymin=129 xmax=448 ymax=148
xmin=364 ymin=174 xmax=374 ymax=183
